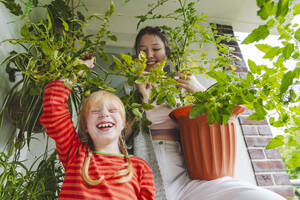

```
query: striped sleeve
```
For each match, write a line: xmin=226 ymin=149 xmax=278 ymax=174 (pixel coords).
xmin=40 ymin=80 xmax=80 ymax=168
xmin=139 ymin=159 xmax=156 ymax=200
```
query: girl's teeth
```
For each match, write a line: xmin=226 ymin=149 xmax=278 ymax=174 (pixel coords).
xmin=98 ymin=123 xmax=113 ymax=128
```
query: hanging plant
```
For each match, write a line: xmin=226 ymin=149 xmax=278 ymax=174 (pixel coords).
xmin=0 ymin=0 xmax=116 ymax=149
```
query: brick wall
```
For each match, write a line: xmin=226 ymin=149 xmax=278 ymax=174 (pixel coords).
xmin=212 ymin=24 xmax=295 ymax=200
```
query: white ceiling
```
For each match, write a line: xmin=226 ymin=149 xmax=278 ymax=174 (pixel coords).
xmin=80 ymin=0 xmax=295 ymax=47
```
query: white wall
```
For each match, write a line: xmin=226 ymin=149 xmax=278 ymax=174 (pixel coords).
xmin=234 ymin=119 xmax=257 ymax=185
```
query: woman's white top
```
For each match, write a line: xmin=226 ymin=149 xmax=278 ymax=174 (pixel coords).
xmin=145 ymin=104 xmax=179 ymax=130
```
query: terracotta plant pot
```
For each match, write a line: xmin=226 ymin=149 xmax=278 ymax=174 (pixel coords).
xmin=169 ymin=105 xmax=245 ymax=180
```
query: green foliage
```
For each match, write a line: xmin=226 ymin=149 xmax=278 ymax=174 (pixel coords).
xmin=243 ymin=0 xmax=300 ymax=174
xmin=242 ymin=25 xmax=270 ymax=44
xmin=0 ymin=0 xmax=23 ymax=16
xmin=0 ymin=145 xmax=64 ymax=199
xmin=0 ymin=0 xmax=116 ymax=149
xmin=279 ymin=134 xmax=300 ymax=179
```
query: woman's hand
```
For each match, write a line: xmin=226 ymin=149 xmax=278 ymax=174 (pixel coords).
xmin=80 ymin=56 xmax=96 ymax=69
xmin=135 ymin=72 xmax=151 ymax=103
xmin=175 ymin=72 xmax=206 ymax=93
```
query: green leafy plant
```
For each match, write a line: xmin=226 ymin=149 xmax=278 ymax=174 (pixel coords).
xmin=0 ymin=144 xmax=64 ymax=200
xmin=0 ymin=0 xmax=116 ymax=149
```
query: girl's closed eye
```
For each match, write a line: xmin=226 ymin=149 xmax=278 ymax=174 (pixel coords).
xmin=109 ymin=108 xmax=119 ymax=113
xmin=91 ymin=110 xmax=101 ymax=115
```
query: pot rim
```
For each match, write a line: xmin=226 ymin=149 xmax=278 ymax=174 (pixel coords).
xmin=169 ymin=105 xmax=245 ymax=120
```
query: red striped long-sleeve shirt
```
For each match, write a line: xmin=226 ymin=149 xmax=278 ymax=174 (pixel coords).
xmin=40 ymin=80 xmax=155 ymax=200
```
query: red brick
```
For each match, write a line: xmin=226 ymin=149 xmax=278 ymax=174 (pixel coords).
xmin=241 ymin=125 xmax=258 ymax=135
xmin=266 ymin=186 xmax=295 ymax=199
xmin=273 ymin=174 xmax=291 ymax=185
xmin=245 ymin=136 xmax=272 ymax=147
xmin=248 ymin=149 xmax=265 ymax=159
xmin=256 ymin=174 xmax=274 ymax=186
xmin=239 ymin=116 xmax=268 ymax=125
xmin=265 ymin=149 xmax=282 ymax=159
xmin=253 ymin=161 xmax=286 ymax=172
xmin=258 ymin=125 xmax=273 ymax=136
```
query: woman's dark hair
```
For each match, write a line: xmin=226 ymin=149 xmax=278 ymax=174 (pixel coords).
xmin=134 ymin=26 xmax=171 ymax=58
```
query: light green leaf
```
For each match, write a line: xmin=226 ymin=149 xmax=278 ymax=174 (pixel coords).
xmin=167 ymin=94 xmax=176 ymax=107
xmin=295 ymin=28 xmax=300 ymax=41
xmin=248 ymin=59 xmax=261 ymax=74
xmin=276 ymin=0 xmax=289 ymax=17
xmin=288 ymin=153 xmax=300 ymax=168
xmin=279 ymin=71 xmax=294 ymax=97
xmin=282 ymin=43 xmax=294 ymax=59
xmin=112 ymin=55 xmax=122 ymax=69
xmin=247 ymin=99 xmax=268 ymax=121
xmin=293 ymin=3 xmax=300 ymax=15
xmin=135 ymin=76 xmax=146 ymax=84
xmin=257 ymin=1 xmax=275 ymax=20
xmin=47 ymin=13 xmax=52 ymax=31
xmin=189 ymin=104 xmax=205 ymax=119
xmin=132 ymin=108 xmax=143 ymax=118
xmin=120 ymin=53 xmax=132 ymax=65
xmin=266 ymin=135 xmax=285 ymax=149
xmin=255 ymin=44 xmax=272 ymax=53
xmin=142 ymin=103 xmax=155 ymax=110
xmin=264 ymin=46 xmax=281 ymax=60
xmin=61 ymin=19 xmax=69 ymax=31
xmin=131 ymin=103 xmax=140 ymax=108
xmin=242 ymin=25 xmax=270 ymax=44
xmin=25 ymin=0 xmax=33 ymax=16
xmin=20 ymin=25 xmax=30 ymax=39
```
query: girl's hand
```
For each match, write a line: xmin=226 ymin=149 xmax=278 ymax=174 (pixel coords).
xmin=135 ymin=72 xmax=151 ymax=103
xmin=175 ymin=72 xmax=206 ymax=93
xmin=59 ymin=56 xmax=96 ymax=85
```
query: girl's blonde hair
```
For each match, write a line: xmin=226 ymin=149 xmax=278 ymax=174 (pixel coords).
xmin=79 ymin=90 xmax=132 ymax=185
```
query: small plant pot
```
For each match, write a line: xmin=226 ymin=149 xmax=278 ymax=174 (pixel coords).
xmin=8 ymin=91 xmax=44 ymax=133
xmin=169 ymin=105 xmax=244 ymax=180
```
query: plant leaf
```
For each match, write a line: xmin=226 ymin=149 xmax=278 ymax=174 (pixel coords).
xmin=248 ymin=59 xmax=261 ymax=74
xmin=266 ymin=135 xmax=284 ymax=149
xmin=293 ymin=3 xmax=300 ymax=15
xmin=132 ymin=108 xmax=142 ymax=118
xmin=242 ymin=25 xmax=270 ymax=44
xmin=279 ymin=70 xmax=294 ymax=97
xmin=276 ymin=0 xmax=289 ymax=18
xmin=255 ymin=43 xmax=272 ymax=53
xmin=282 ymin=43 xmax=294 ymax=60
xmin=295 ymin=28 xmax=300 ymax=41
